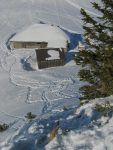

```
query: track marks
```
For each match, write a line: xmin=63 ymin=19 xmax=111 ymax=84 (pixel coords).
xmin=65 ymin=0 xmax=101 ymax=17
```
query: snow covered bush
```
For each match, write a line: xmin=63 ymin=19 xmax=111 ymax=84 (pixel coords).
xmin=95 ymin=101 xmax=113 ymax=117
xmin=25 ymin=112 xmax=36 ymax=120
xmin=0 ymin=123 xmax=9 ymax=132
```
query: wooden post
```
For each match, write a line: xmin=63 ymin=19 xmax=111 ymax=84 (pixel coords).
xmin=35 ymin=50 xmax=39 ymax=68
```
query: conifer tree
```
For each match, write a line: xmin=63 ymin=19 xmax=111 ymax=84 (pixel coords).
xmin=75 ymin=0 xmax=113 ymax=100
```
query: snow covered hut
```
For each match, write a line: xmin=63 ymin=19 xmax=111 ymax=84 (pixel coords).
xmin=10 ymin=24 xmax=70 ymax=69
xmin=10 ymin=24 xmax=70 ymax=52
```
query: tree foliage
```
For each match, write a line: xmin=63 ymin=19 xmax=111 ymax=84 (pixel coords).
xmin=75 ymin=0 xmax=113 ymax=100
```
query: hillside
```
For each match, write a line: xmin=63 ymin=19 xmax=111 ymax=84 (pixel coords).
xmin=0 ymin=0 xmax=103 ymax=150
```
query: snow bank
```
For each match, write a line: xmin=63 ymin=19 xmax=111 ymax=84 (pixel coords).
xmin=10 ymin=24 xmax=70 ymax=48
xmin=1 ymin=96 xmax=113 ymax=150
xmin=0 ymin=0 xmax=101 ymax=148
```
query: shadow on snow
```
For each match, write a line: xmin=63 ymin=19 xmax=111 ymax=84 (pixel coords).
xmin=7 ymin=105 xmax=110 ymax=150
xmin=62 ymin=29 xmax=83 ymax=64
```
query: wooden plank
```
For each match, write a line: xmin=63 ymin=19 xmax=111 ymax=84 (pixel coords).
xmin=38 ymin=59 xmax=65 ymax=69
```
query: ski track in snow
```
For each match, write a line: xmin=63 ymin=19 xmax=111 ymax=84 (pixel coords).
xmin=0 ymin=110 xmax=25 ymax=121
xmin=65 ymin=0 xmax=101 ymax=17
xmin=0 ymin=0 xmax=88 ymax=133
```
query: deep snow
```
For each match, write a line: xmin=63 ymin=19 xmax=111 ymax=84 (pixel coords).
xmin=10 ymin=24 xmax=70 ymax=48
xmin=0 ymin=0 xmax=103 ymax=149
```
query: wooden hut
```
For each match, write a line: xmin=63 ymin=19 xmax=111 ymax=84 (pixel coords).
xmin=10 ymin=24 xmax=70 ymax=69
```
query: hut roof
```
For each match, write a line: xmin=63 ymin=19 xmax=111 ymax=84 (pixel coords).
xmin=10 ymin=24 xmax=70 ymax=48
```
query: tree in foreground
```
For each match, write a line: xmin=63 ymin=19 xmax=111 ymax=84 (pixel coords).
xmin=75 ymin=0 xmax=113 ymax=100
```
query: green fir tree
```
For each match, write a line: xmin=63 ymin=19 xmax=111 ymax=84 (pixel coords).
xmin=75 ymin=0 xmax=113 ymax=100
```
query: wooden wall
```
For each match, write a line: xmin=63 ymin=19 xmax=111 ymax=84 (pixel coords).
xmin=11 ymin=41 xmax=48 ymax=49
xmin=35 ymin=48 xmax=65 ymax=69
xmin=38 ymin=59 xmax=65 ymax=69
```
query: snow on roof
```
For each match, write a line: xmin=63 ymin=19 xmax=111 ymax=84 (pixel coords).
xmin=46 ymin=50 xmax=60 ymax=60
xmin=10 ymin=24 xmax=70 ymax=48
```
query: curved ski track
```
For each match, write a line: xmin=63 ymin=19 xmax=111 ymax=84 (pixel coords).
xmin=0 ymin=0 xmax=88 ymax=130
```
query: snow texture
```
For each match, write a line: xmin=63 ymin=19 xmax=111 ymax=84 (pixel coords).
xmin=10 ymin=24 xmax=70 ymax=48
xmin=0 ymin=0 xmax=105 ymax=150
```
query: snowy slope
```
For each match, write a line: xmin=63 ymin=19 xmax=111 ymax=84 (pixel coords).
xmin=2 ymin=96 xmax=113 ymax=150
xmin=0 ymin=0 xmax=101 ymax=149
